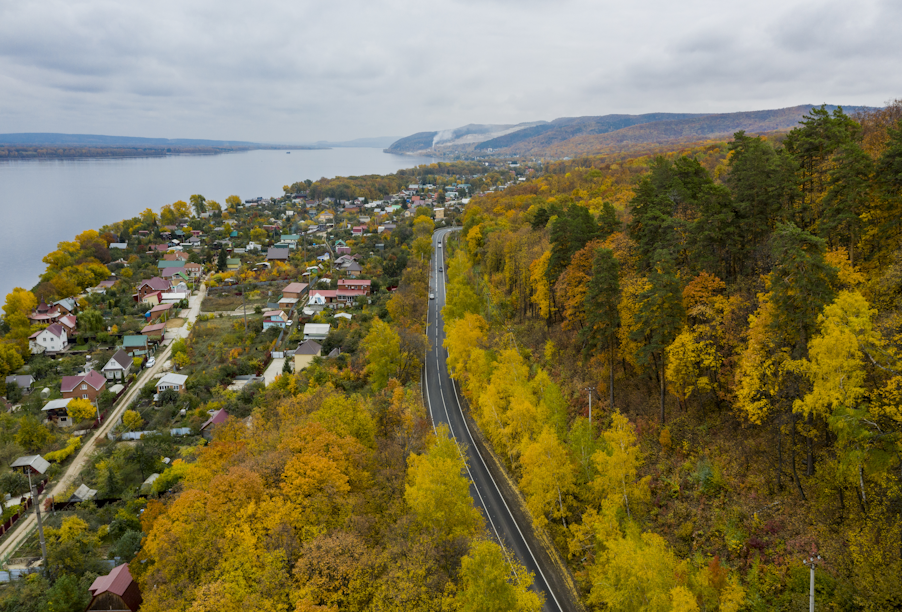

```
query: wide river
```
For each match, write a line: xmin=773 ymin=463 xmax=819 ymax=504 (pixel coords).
xmin=0 ymin=148 xmax=435 ymax=298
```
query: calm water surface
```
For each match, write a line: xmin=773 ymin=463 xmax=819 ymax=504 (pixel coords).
xmin=0 ymin=148 xmax=434 ymax=297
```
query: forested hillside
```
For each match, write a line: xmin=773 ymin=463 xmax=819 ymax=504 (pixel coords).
xmin=444 ymin=103 xmax=902 ymax=610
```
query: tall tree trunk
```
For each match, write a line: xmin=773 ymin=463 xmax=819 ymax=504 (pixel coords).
xmin=791 ymin=414 xmax=807 ymax=500
xmin=609 ymin=339 xmax=615 ymax=410
xmin=660 ymin=352 xmax=667 ymax=425
xmin=806 ymin=413 xmax=815 ymax=476
xmin=777 ymin=420 xmax=783 ymax=491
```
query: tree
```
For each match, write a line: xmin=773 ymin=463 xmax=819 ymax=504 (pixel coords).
xmin=206 ymin=199 xmax=222 ymax=215
xmin=547 ymin=204 xmax=597 ymax=286
xmin=190 ymin=194 xmax=207 ymax=216
xmin=0 ymin=344 xmax=25 ymax=386
xmin=820 ymin=140 xmax=873 ymax=263
xmin=79 ymin=308 xmax=104 ymax=333
xmin=44 ymin=573 xmax=91 ymax=612
xmin=67 ymin=398 xmax=97 ymax=422
xmin=665 ymin=330 xmax=720 ymax=412
xmin=159 ymin=204 xmax=177 ymax=226
xmin=405 ymin=425 xmax=481 ymax=541
xmin=225 ymin=195 xmax=242 ymax=211
xmin=15 ymin=415 xmax=54 ymax=451
xmin=582 ymin=248 xmax=620 ymax=408
xmin=456 ymin=539 xmax=543 ymax=612
xmin=140 ymin=208 xmax=158 ymax=225
xmin=592 ymin=412 xmax=647 ymax=516
xmin=0 ymin=470 xmax=29 ymax=499
xmin=172 ymin=200 xmax=192 ymax=219
xmin=122 ymin=409 xmax=143 ymax=431
xmin=630 ymin=250 xmax=685 ymax=423
xmin=216 ymin=248 xmax=227 ymax=273
xmin=518 ymin=426 xmax=576 ymax=528
xmin=249 ymin=227 xmax=267 ymax=244
xmin=44 ymin=515 xmax=103 ymax=577
xmin=364 ymin=318 xmax=401 ymax=389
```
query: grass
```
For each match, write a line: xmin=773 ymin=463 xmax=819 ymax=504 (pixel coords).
xmin=165 ymin=318 xmax=185 ymax=329
xmin=201 ymin=293 xmax=269 ymax=312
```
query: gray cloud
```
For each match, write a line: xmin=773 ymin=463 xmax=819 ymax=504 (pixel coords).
xmin=0 ymin=0 xmax=898 ymax=141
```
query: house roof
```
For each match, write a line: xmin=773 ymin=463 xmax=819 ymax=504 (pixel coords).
xmin=61 ymin=370 xmax=105 ymax=393
xmin=138 ymin=277 xmax=171 ymax=292
xmin=54 ymin=298 xmax=77 ymax=312
xmin=10 ymin=455 xmax=51 ymax=475
xmin=42 ymin=398 xmax=73 ymax=411
xmin=104 ymin=349 xmax=132 ymax=371
xmin=200 ymin=408 xmax=229 ymax=431
xmin=58 ymin=314 xmax=76 ymax=328
xmin=303 ymin=323 xmax=331 ymax=335
xmin=42 ymin=323 xmax=66 ymax=339
xmin=341 ymin=262 xmax=363 ymax=272
xmin=141 ymin=323 xmax=167 ymax=334
xmin=161 ymin=268 xmax=188 ymax=279
xmin=263 ymin=310 xmax=286 ymax=319
xmin=5 ymin=374 xmax=34 ymax=387
xmin=157 ymin=373 xmax=188 ymax=387
xmin=88 ymin=564 xmax=137 ymax=602
xmin=295 ymin=339 xmax=322 ymax=356
xmin=70 ymin=483 xmax=98 ymax=502
xmin=122 ymin=335 xmax=148 ymax=347
xmin=157 ymin=260 xmax=185 ymax=268
xmin=266 ymin=248 xmax=289 ymax=261
xmin=149 ymin=303 xmax=174 ymax=313
xmin=338 ymin=279 xmax=371 ymax=286
xmin=283 ymin=282 xmax=308 ymax=294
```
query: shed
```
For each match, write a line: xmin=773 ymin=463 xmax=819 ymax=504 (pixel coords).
xmin=10 ymin=455 xmax=50 ymax=475
xmin=86 ymin=563 xmax=142 ymax=612
xmin=303 ymin=323 xmax=331 ymax=341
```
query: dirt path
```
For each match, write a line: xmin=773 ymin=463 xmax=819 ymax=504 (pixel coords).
xmin=0 ymin=281 xmax=207 ymax=566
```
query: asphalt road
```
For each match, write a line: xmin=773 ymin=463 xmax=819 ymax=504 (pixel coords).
xmin=424 ymin=228 xmax=567 ymax=612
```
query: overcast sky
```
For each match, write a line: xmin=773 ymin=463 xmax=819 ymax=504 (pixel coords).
xmin=0 ymin=0 xmax=899 ymax=143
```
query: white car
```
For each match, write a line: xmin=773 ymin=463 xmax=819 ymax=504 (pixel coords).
xmin=429 ymin=293 xmax=435 ymax=300
xmin=146 ymin=357 xmax=156 ymax=369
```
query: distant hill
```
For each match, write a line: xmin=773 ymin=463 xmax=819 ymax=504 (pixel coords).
xmin=0 ymin=133 xmax=264 ymax=147
xmin=385 ymin=122 xmax=547 ymax=154
xmin=387 ymin=105 xmax=879 ymax=157
xmin=311 ymin=136 xmax=399 ymax=149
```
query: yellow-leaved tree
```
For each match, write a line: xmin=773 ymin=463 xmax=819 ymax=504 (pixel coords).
xmin=66 ymin=398 xmax=97 ymax=422
xmin=455 ymin=539 xmax=543 ymax=612
xmin=592 ymin=412 xmax=649 ymax=516
xmin=518 ymin=426 xmax=576 ymax=528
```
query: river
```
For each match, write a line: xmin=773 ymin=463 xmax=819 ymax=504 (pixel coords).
xmin=0 ymin=148 xmax=435 ymax=298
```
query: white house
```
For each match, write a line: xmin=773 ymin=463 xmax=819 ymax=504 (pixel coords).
xmin=262 ymin=310 xmax=289 ymax=330
xmin=156 ymin=373 xmax=188 ymax=394
xmin=303 ymin=323 xmax=331 ymax=341
xmin=28 ymin=323 xmax=68 ymax=355
xmin=101 ymin=349 xmax=133 ymax=381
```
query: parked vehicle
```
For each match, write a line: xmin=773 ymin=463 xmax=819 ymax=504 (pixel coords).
xmin=146 ymin=357 xmax=156 ymax=368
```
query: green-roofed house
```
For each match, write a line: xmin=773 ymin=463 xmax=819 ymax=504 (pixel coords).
xmin=226 ymin=258 xmax=241 ymax=271
xmin=230 ymin=230 xmax=238 ymax=238
xmin=122 ymin=334 xmax=149 ymax=357
xmin=157 ymin=260 xmax=186 ymax=269
xmin=280 ymin=234 xmax=300 ymax=244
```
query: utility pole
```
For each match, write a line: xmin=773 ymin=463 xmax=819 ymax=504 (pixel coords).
xmin=27 ymin=470 xmax=48 ymax=569
xmin=584 ymin=386 xmax=596 ymax=429
xmin=803 ymin=554 xmax=822 ymax=612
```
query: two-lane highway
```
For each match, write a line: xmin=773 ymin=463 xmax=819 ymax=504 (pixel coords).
xmin=424 ymin=228 xmax=568 ymax=612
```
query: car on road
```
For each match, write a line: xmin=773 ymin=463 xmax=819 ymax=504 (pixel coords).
xmin=429 ymin=293 xmax=435 ymax=300
xmin=439 ymin=267 xmax=443 ymax=272
xmin=146 ymin=357 xmax=156 ymax=369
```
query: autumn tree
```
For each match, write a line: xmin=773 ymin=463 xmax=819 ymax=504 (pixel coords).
xmin=190 ymin=194 xmax=207 ymax=216
xmin=582 ymin=247 xmax=620 ymax=407
xmin=631 ymin=251 xmax=684 ymax=423
xmin=67 ymin=398 xmax=97 ymax=422
xmin=519 ymin=426 xmax=576 ymax=528
xmin=405 ymin=425 xmax=481 ymax=541
xmin=456 ymin=539 xmax=543 ymax=612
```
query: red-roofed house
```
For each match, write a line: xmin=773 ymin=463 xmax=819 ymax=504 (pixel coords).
xmin=28 ymin=323 xmax=68 ymax=355
xmin=141 ymin=322 xmax=166 ymax=341
xmin=142 ymin=291 xmax=163 ymax=307
xmin=351 ymin=225 xmax=365 ymax=237
xmin=337 ymin=279 xmax=371 ymax=295
xmin=61 ymin=370 xmax=106 ymax=403
xmin=134 ymin=277 xmax=171 ymax=301
xmin=200 ymin=408 xmax=229 ymax=439
xmin=58 ymin=314 xmax=77 ymax=336
xmin=28 ymin=300 xmax=62 ymax=325
xmin=163 ymin=251 xmax=189 ymax=261
xmin=147 ymin=303 xmax=174 ymax=322
xmin=86 ymin=563 xmax=142 ymax=612
xmin=282 ymin=282 xmax=308 ymax=299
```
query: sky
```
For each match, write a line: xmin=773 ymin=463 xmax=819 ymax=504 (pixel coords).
xmin=0 ymin=0 xmax=899 ymax=143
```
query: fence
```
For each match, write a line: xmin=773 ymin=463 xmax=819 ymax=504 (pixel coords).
xmin=0 ymin=478 xmax=47 ymax=539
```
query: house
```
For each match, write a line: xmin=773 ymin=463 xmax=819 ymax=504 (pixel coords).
xmin=69 ymin=483 xmax=98 ymax=502
xmin=28 ymin=300 xmax=62 ymax=325
xmin=262 ymin=310 xmax=289 ymax=330
xmin=435 ymin=207 xmax=445 ymax=220
xmin=109 ymin=242 xmax=128 ymax=250
xmin=140 ymin=322 xmax=166 ymax=342
xmin=280 ymin=233 xmax=300 ymax=244
xmin=336 ymin=245 xmax=351 ymax=255
xmin=61 ymin=370 xmax=106 ymax=403
xmin=102 ymin=349 xmax=133 ymax=381
xmin=160 ymin=292 xmax=189 ymax=304
xmin=147 ymin=303 xmax=174 ymax=322
xmin=28 ymin=324 xmax=68 ymax=355
xmin=86 ymin=563 xmax=142 ymax=612
xmin=317 ymin=210 xmax=335 ymax=224
xmin=282 ymin=282 xmax=308 ymax=299
xmin=142 ymin=291 xmax=163 ymax=307
xmin=42 ymin=398 xmax=76 ymax=427
xmin=226 ymin=258 xmax=241 ymax=270
xmin=58 ymin=314 xmax=77 ymax=336
xmin=293 ymin=339 xmax=322 ymax=371
xmin=341 ymin=261 xmax=363 ymax=278
xmin=156 ymin=373 xmax=188 ymax=394
xmin=157 ymin=260 xmax=185 ymax=270
xmin=5 ymin=374 xmax=35 ymax=394
xmin=278 ymin=296 xmax=298 ymax=311
xmin=351 ymin=225 xmax=365 ymax=237
xmin=53 ymin=298 xmax=77 ymax=316
xmin=336 ymin=289 xmax=367 ymax=305
xmin=337 ymin=279 xmax=371 ymax=295
xmin=163 ymin=252 xmax=189 ymax=262
xmin=266 ymin=248 xmax=289 ymax=262
xmin=122 ymin=335 xmax=149 ymax=357
xmin=308 ymin=290 xmax=337 ymax=310
xmin=183 ymin=262 xmax=203 ymax=278
xmin=303 ymin=323 xmax=331 ymax=341
xmin=200 ymin=408 xmax=229 ymax=438
xmin=161 ymin=268 xmax=189 ymax=281
xmin=134 ymin=277 xmax=171 ymax=301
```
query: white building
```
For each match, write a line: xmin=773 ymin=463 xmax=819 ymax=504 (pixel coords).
xmin=28 ymin=323 xmax=68 ymax=355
